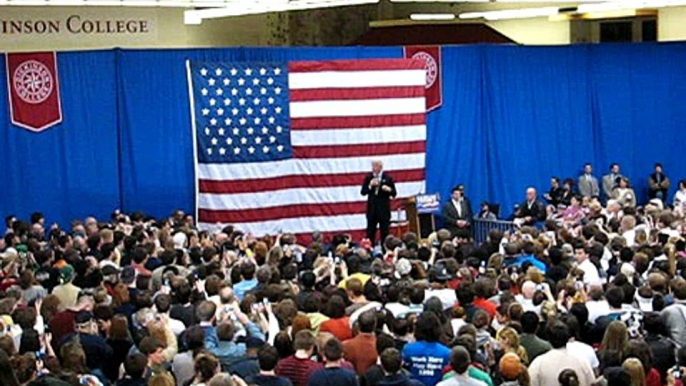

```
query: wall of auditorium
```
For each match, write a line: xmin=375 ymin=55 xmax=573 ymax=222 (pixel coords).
xmin=486 ymin=6 xmax=686 ymax=44
xmin=659 ymin=7 xmax=686 ymax=42
xmin=487 ymin=18 xmax=570 ymax=45
xmin=3 ymin=3 xmax=686 ymax=52
xmin=387 ymin=3 xmax=686 ymax=45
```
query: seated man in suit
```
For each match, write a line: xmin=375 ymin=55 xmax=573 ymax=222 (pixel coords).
xmin=441 ymin=185 xmax=473 ymax=237
xmin=514 ymin=187 xmax=546 ymax=226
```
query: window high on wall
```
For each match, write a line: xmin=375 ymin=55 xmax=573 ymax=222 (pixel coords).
xmin=572 ymin=15 xmax=658 ymax=43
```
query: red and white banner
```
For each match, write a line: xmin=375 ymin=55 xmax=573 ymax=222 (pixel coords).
xmin=6 ymin=52 xmax=62 ymax=132
xmin=404 ymin=46 xmax=442 ymax=112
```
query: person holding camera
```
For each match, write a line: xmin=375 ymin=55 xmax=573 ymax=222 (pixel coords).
xmin=666 ymin=347 xmax=686 ymax=386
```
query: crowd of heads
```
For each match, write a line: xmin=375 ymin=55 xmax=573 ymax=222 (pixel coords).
xmin=0 ymin=166 xmax=686 ymax=386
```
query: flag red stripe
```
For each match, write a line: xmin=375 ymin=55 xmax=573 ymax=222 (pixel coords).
xmin=290 ymin=86 xmax=425 ymax=102
xmin=200 ymin=201 xmax=364 ymax=223
xmin=289 ymin=59 xmax=425 ymax=73
xmin=199 ymin=200 xmax=405 ymax=224
xmin=291 ymin=113 xmax=426 ymax=130
xmin=293 ymin=141 xmax=425 ymax=159
xmin=199 ymin=168 xmax=425 ymax=194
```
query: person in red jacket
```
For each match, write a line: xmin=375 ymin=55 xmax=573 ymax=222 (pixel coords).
xmin=342 ymin=310 xmax=378 ymax=375
xmin=319 ymin=295 xmax=352 ymax=342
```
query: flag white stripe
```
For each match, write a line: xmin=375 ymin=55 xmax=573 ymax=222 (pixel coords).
xmin=198 ymin=181 xmax=425 ymax=211
xmin=197 ymin=153 xmax=425 ymax=181
xmin=290 ymin=125 xmax=426 ymax=146
xmin=289 ymin=97 xmax=425 ymax=118
xmin=288 ymin=69 xmax=426 ymax=90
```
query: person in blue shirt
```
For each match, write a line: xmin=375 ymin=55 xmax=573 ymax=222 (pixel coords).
xmin=502 ymin=242 xmax=547 ymax=274
xmin=234 ymin=262 xmax=258 ymax=300
xmin=402 ymin=313 xmax=451 ymax=386
xmin=195 ymin=300 xmax=267 ymax=370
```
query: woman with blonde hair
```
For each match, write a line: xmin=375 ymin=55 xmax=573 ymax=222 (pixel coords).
xmin=540 ymin=300 xmax=558 ymax=322
xmin=146 ymin=319 xmax=179 ymax=362
xmin=599 ymin=321 xmax=629 ymax=371
xmin=266 ymin=246 xmax=284 ymax=267
xmin=497 ymin=326 xmax=529 ymax=365
xmin=150 ymin=372 xmax=176 ymax=386
xmin=623 ymin=358 xmax=647 ymax=386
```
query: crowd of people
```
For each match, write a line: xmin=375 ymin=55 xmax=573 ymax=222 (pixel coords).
xmin=1 ymin=160 xmax=686 ymax=386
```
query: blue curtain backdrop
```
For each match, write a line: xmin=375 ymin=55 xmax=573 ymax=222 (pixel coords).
xmin=0 ymin=51 xmax=120 ymax=227
xmin=1 ymin=43 xmax=686 ymax=229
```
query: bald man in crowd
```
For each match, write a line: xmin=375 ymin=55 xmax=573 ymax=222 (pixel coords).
xmin=361 ymin=160 xmax=397 ymax=245
xmin=514 ymin=187 xmax=546 ymax=226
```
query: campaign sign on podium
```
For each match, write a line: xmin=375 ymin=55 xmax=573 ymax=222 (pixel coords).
xmin=406 ymin=193 xmax=439 ymax=238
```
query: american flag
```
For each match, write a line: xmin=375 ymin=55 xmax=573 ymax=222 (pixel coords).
xmin=188 ymin=59 xmax=427 ymax=239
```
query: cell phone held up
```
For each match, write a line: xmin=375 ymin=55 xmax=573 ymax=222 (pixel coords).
xmin=671 ymin=366 xmax=683 ymax=380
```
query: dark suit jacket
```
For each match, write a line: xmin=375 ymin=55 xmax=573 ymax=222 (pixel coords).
xmin=515 ymin=199 xmax=546 ymax=224
xmin=441 ymin=199 xmax=473 ymax=235
xmin=361 ymin=172 xmax=396 ymax=218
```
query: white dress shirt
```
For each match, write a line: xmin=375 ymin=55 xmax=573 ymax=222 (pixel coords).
xmin=675 ymin=189 xmax=686 ymax=208
xmin=452 ymin=199 xmax=463 ymax=218
xmin=578 ymin=258 xmax=600 ymax=285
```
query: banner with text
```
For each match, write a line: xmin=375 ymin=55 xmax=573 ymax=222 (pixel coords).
xmin=0 ymin=8 xmax=158 ymax=49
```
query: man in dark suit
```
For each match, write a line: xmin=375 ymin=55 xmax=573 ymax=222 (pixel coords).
xmin=515 ymin=187 xmax=546 ymax=226
xmin=361 ymin=160 xmax=396 ymax=245
xmin=441 ymin=185 xmax=473 ymax=237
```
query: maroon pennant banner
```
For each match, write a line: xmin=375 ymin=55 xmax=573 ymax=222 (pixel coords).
xmin=403 ymin=45 xmax=442 ymax=112
xmin=6 ymin=51 xmax=63 ymax=132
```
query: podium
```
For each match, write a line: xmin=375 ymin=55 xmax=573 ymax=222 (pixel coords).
xmin=405 ymin=194 xmax=439 ymax=239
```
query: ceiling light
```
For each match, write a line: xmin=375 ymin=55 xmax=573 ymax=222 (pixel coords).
xmin=410 ymin=13 xmax=455 ymax=20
